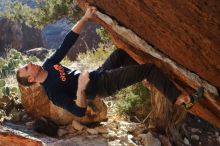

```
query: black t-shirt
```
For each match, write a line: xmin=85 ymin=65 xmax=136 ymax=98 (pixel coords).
xmin=41 ymin=31 xmax=99 ymax=117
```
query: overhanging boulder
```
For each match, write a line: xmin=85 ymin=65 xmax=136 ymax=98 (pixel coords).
xmin=77 ymin=0 xmax=220 ymax=128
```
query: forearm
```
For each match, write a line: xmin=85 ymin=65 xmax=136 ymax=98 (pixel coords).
xmin=71 ymin=16 xmax=88 ymax=34
xmin=76 ymin=88 xmax=87 ymax=108
xmin=71 ymin=6 xmax=96 ymax=34
xmin=76 ymin=70 xmax=90 ymax=108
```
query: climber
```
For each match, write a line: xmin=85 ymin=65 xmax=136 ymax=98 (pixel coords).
xmin=16 ymin=6 xmax=204 ymax=118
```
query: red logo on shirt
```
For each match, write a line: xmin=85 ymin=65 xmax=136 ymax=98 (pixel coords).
xmin=54 ymin=64 xmax=66 ymax=81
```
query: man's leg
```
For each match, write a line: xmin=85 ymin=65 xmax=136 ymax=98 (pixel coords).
xmin=96 ymin=63 xmax=181 ymax=104
xmin=96 ymin=49 xmax=138 ymax=72
xmin=94 ymin=49 xmax=202 ymax=108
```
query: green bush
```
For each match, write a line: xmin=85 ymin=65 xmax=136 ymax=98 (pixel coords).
xmin=0 ymin=57 xmax=6 ymax=69
xmin=0 ymin=80 xmax=6 ymax=88
xmin=0 ymin=0 xmax=82 ymax=29
xmin=0 ymin=48 xmax=41 ymax=123
xmin=0 ymin=49 xmax=40 ymax=78
xmin=0 ymin=78 xmax=21 ymax=123
xmin=0 ymin=79 xmax=19 ymax=98
xmin=96 ymin=27 xmax=111 ymax=44
xmin=115 ymin=83 xmax=151 ymax=119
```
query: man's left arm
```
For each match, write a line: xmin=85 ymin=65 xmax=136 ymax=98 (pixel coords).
xmin=51 ymin=92 xmax=87 ymax=117
xmin=75 ymin=70 xmax=90 ymax=108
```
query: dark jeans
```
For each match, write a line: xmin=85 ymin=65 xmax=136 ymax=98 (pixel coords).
xmin=94 ymin=49 xmax=181 ymax=104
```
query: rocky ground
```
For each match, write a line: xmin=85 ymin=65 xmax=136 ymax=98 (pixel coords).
xmin=101 ymin=99 xmax=220 ymax=146
xmin=0 ymin=96 xmax=220 ymax=146
xmin=183 ymin=115 xmax=220 ymax=146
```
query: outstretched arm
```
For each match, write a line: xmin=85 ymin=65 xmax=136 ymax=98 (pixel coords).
xmin=48 ymin=6 xmax=97 ymax=64
xmin=72 ymin=6 xmax=96 ymax=33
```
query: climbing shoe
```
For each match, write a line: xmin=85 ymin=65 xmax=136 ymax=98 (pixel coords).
xmin=183 ymin=87 xmax=204 ymax=110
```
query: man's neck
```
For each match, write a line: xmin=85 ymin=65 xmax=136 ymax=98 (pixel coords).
xmin=37 ymin=69 xmax=48 ymax=84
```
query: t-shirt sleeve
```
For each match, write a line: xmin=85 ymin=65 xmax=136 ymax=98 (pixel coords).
xmin=51 ymin=93 xmax=87 ymax=117
xmin=48 ymin=31 xmax=79 ymax=64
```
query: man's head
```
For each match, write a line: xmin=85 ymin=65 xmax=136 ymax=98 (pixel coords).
xmin=16 ymin=62 xmax=43 ymax=86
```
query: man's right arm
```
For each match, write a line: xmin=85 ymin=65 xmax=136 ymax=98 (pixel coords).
xmin=71 ymin=6 xmax=96 ymax=33
xmin=46 ymin=6 xmax=97 ymax=64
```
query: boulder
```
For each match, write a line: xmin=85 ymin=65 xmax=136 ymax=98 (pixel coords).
xmin=0 ymin=18 xmax=44 ymax=55
xmin=77 ymin=0 xmax=220 ymax=128
xmin=26 ymin=47 xmax=50 ymax=61
xmin=18 ymin=83 xmax=107 ymax=125
xmin=0 ymin=123 xmax=107 ymax=146
xmin=139 ymin=132 xmax=161 ymax=146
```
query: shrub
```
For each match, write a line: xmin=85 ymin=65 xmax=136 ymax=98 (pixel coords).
xmin=0 ymin=0 xmax=82 ymax=29
xmin=0 ymin=49 xmax=40 ymax=78
xmin=115 ymin=83 xmax=151 ymax=119
xmin=0 ymin=49 xmax=40 ymax=123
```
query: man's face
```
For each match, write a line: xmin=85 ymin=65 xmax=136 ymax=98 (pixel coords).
xmin=18 ymin=62 xmax=42 ymax=83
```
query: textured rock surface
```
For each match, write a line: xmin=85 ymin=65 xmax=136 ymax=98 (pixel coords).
xmin=0 ymin=124 xmax=45 ymax=146
xmin=77 ymin=0 xmax=220 ymax=128
xmin=0 ymin=17 xmax=44 ymax=55
xmin=0 ymin=123 xmax=107 ymax=146
xmin=139 ymin=132 xmax=161 ymax=146
xmin=79 ymin=0 xmax=220 ymax=88
xmin=19 ymin=84 xmax=107 ymax=125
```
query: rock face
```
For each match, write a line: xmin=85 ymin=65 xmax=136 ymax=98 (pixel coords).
xmin=77 ymin=0 xmax=220 ymax=128
xmin=0 ymin=18 xmax=44 ymax=55
xmin=79 ymin=0 xmax=220 ymax=88
xmin=19 ymin=84 xmax=107 ymax=125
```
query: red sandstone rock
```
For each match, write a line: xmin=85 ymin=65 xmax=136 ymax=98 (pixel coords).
xmin=0 ymin=127 xmax=43 ymax=146
xmin=79 ymin=0 xmax=220 ymax=88
xmin=77 ymin=0 xmax=220 ymax=128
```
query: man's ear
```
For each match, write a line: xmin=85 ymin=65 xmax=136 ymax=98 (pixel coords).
xmin=28 ymin=76 xmax=35 ymax=83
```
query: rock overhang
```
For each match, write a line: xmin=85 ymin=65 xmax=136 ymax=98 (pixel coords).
xmin=77 ymin=0 xmax=220 ymax=128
